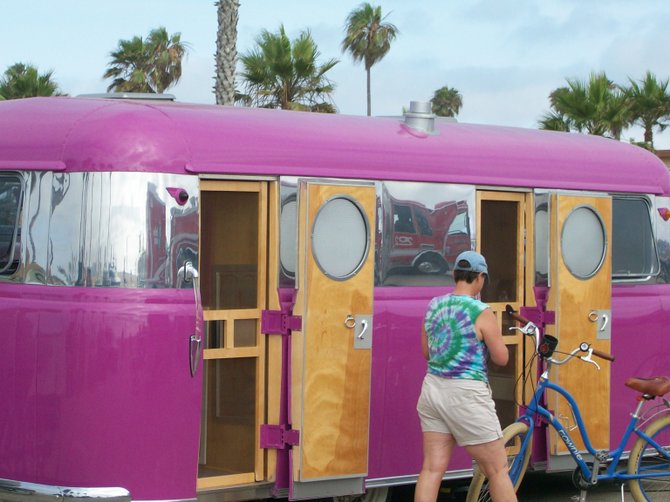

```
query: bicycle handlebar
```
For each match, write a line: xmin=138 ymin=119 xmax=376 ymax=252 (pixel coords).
xmin=590 ymin=347 xmax=615 ymax=362
xmin=505 ymin=304 xmax=531 ymax=325
xmin=505 ymin=304 xmax=615 ymax=364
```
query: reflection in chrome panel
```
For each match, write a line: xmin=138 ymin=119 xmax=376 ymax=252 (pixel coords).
xmin=5 ymin=171 xmax=198 ymax=288
xmin=377 ymin=181 xmax=474 ymax=287
xmin=655 ymin=196 xmax=670 ymax=284
xmin=279 ymin=178 xmax=298 ymax=288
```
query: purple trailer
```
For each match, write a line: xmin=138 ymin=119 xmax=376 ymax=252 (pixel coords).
xmin=0 ymin=96 xmax=669 ymax=501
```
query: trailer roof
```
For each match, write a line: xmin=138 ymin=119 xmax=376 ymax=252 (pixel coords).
xmin=1 ymin=96 xmax=669 ymax=195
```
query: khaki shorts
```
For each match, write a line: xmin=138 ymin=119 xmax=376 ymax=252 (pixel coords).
xmin=416 ymin=373 xmax=503 ymax=446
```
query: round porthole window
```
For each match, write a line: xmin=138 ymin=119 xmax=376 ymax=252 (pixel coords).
xmin=311 ymin=196 xmax=369 ymax=280
xmin=561 ymin=205 xmax=607 ymax=279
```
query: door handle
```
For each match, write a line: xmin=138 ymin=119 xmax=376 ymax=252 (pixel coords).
xmin=190 ymin=335 xmax=202 ymax=377
xmin=182 ymin=261 xmax=203 ymax=377
xmin=357 ymin=319 xmax=368 ymax=340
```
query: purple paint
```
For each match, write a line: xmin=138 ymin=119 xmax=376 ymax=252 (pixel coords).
xmin=0 ymin=97 xmax=667 ymax=196
xmin=2 ymin=97 xmax=670 ymax=498
xmin=0 ymin=284 xmax=201 ymax=500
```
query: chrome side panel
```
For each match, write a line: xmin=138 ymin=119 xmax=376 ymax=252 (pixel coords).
xmin=0 ymin=478 xmax=130 ymax=501
xmin=6 ymin=172 xmax=199 ymax=288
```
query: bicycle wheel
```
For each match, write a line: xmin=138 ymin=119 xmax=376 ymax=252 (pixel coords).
xmin=628 ymin=414 xmax=670 ymax=502
xmin=466 ymin=421 xmax=532 ymax=502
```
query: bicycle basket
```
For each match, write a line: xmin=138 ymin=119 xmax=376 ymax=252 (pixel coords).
xmin=539 ymin=334 xmax=558 ymax=358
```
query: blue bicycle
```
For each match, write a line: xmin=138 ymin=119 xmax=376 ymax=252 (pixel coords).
xmin=467 ymin=306 xmax=670 ymax=502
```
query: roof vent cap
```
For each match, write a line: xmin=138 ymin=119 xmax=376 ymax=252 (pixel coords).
xmin=403 ymin=101 xmax=437 ymax=135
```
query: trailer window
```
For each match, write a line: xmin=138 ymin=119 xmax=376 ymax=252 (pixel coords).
xmin=612 ymin=197 xmax=659 ymax=279
xmin=376 ymin=181 xmax=475 ymax=286
xmin=0 ymin=175 xmax=22 ymax=275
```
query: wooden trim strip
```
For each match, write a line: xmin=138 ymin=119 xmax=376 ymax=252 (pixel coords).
xmin=203 ymin=347 xmax=260 ymax=359
xmin=203 ymin=309 xmax=261 ymax=321
xmin=196 ymin=472 xmax=256 ymax=490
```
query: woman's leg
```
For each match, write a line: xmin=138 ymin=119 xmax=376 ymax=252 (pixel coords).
xmin=465 ymin=439 xmax=517 ymax=502
xmin=414 ymin=431 xmax=455 ymax=502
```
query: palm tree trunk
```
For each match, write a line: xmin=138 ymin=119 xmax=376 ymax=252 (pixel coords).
xmin=366 ymin=67 xmax=371 ymax=116
xmin=644 ymin=125 xmax=654 ymax=146
xmin=215 ymin=0 xmax=239 ymax=105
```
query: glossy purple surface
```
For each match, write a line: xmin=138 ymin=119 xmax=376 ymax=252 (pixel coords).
xmin=0 ymin=284 xmax=202 ymax=500
xmin=366 ymin=284 xmax=670 ymax=480
xmin=368 ymin=286 xmax=472 ymax=479
xmin=0 ymin=97 xmax=668 ymax=195
xmin=3 ymin=96 xmax=670 ymax=496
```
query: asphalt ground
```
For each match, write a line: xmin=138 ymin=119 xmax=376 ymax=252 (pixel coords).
xmin=385 ymin=471 xmax=634 ymax=501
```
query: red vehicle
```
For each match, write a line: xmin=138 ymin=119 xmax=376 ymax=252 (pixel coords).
xmin=378 ymin=186 xmax=471 ymax=280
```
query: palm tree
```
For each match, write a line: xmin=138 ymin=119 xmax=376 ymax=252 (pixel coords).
xmin=625 ymin=71 xmax=670 ymax=148
xmin=431 ymin=86 xmax=462 ymax=117
xmin=239 ymin=25 xmax=338 ymax=112
xmin=0 ymin=63 xmax=65 ymax=99
xmin=103 ymin=27 xmax=188 ymax=93
xmin=540 ymin=72 xmax=630 ymax=139
xmin=342 ymin=3 xmax=398 ymax=116
xmin=214 ymin=0 xmax=239 ymax=105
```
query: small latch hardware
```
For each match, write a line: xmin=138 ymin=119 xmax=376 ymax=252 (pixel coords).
xmin=260 ymin=424 xmax=300 ymax=449
xmin=261 ymin=310 xmax=302 ymax=335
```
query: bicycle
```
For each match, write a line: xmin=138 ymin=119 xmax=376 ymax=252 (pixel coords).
xmin=466 ymin=305 xmax=670 ymax=502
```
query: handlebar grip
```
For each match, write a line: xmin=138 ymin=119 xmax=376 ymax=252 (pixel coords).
xmin=505 ymin=304 xmax=532 ymax=325
xmin=591 ymin=348 xmax=615 ymax=362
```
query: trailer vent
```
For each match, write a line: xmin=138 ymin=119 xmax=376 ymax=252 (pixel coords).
xmin=403 ymin=101 xmax=437 ymax=135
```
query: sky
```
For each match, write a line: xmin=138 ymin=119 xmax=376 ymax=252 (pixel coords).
xmin=3 ymin=0 xmax=670 ymax=148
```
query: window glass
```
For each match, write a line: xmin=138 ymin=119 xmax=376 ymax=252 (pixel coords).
xmin=561 ymin=205 xmax=606 ymax=279
xmin=312 ymin=197 xmax=369 ymax=280
xmin=376 ymin=181 xmax=475 ymax=286
xmin=612 ymin=197 xmax=659 ymax=279
xmin=0 ymin=175 xmax=22 ymax=276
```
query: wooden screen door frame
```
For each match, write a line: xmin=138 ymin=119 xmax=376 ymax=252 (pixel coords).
xmin=289 ymin=180 xmax=376 ymax=500
xmin=545 ymin=192 xmax=612 ymax=458
xmin=197 ymin=180 xmax=269 ymax=490
xmin=476 ymin=190 xmax=533 ymax=425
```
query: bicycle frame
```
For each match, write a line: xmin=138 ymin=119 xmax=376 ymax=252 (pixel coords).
xmin=516 ymin=369 xmax=670 ymax=484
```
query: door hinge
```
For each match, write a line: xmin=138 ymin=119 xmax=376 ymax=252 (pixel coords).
xmin=260 ymin=424 xmax=300 ymax=449
xmin=261 ymin=310 xmax=302 ymax=335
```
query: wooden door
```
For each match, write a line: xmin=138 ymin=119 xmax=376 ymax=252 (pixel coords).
xmin=477 ymin=191 xmax=531 ymax=429
xmin=197 ymin=181 xmax=268 ymax=489
xmin=290 ymin=181 xmax=375 ymax=500
xmin=545 ymin=193 xmax=612 ymax=456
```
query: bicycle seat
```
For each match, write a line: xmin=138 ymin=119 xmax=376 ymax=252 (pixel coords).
xmin=625 ymin=376 xmax=670 ymax=397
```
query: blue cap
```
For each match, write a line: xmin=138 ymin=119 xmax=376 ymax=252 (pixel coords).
xmin=453 ymin=251 xmax=489 ymax=275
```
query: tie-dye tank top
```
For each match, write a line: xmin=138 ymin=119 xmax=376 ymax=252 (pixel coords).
xmin=424 ymin=294 xmax=489 ymax=382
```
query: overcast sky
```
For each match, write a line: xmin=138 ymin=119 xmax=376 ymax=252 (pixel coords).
xmin=3 ymin=0 xmax=670 ymax=147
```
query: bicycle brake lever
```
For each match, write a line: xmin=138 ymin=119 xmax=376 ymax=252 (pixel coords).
xmin=580 ymin=349 xmax=601 ymax=370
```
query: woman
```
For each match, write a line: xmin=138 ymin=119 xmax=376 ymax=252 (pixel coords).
xmin=414 ymin=251 xmax=517 ymax=502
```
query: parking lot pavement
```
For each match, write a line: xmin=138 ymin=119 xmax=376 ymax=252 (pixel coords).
xmin=387 ymin=471 xmax=637 ymax=501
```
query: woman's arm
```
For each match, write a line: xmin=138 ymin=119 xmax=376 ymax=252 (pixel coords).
xmin=476 ymin=309 xmax=509 ymax=366
xmin=421 ymin=325 xmax=429 ymax=360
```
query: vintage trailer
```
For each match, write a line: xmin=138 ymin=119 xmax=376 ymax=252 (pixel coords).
xmin=1 ymin=96 xmax=669 ymax=501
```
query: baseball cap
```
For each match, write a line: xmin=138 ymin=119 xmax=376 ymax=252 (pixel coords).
xmin=453 ymin=251 xmax=489 ymax=275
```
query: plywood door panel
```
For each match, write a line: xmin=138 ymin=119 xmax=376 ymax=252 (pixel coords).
xmin=292 ymin=182 xmax=375 ymax=482
xmin=546 ymin=194 xmax=611 ymax=454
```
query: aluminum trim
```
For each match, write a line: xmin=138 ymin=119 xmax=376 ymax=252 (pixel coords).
xmin=0 ymin=478 xmax=130 ymax=501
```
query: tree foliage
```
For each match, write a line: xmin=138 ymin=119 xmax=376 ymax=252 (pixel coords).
xmin=625 ymin=71 xmax=670 ymax=147
xmin=0 ymin=63 xmax=65 ymax=99
xmin=103 ymin=27 xmax=189 ymax=93
xmin=342 ymin=3 xmax=398 ymax=116
xmin=214 ymin=0 xmax=239 ymax=105
xmin=540 ymin=72 xmax=631 ymax=140
xmin=540 ymin=71 xmax=670 ymax=148
xmin=431 ymin=86 xmax=462 ymax=117
xmin=238 ymin=25 xmax=338 ymax=112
